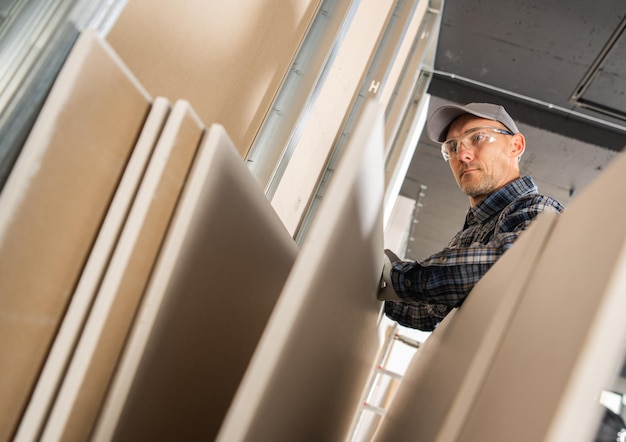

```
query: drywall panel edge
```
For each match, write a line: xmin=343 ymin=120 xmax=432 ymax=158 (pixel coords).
xmin=0 ymin=30 xmax=151 ymax=440
xmin=15 ymin=97 xmax=171 ymax=442
xmin=270 ymin=0 xmax=396 ymax=235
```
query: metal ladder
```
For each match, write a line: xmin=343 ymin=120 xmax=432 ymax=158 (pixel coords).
xmin=349 ymin=322 xmax=422 ymax=441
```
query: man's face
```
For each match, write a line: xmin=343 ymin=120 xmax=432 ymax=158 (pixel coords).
xmin=445 ymin=115 xmax=521 ymax=205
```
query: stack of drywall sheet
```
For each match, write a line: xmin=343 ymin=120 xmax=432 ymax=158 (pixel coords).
xmin=16 ymin=96 xmax=172 ymax=441
xmin=33 ymin=99 xmax=206 ymax=441
xmin=9 ymin=28 xmax=301 ymax=440
xmin=454 ymin=150 xmax=626 ymax=442
xmin=216 ymin=100 xmax=385 ymax=442
xmin=0 ymin=30 xmax=152 ymax=441
xmin=7 ymin=17 xmax=389 ymax=439
xmin=373 ymin=151 xmax=626 ymax=441
xmin=88 ymin=102 xmax=387 ymax=441
xmin=91 ymin=124 xmax=299 ymax=441
xmin=84 ymin=105 xmax=387 ymax=441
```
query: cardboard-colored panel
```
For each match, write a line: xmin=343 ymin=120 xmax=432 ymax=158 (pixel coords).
xmin=372 ymin=211 xmax=559 ymax=442
xmin=0 ymin=30 xmax=151 ymax=440
xmin=92 ymin=125 xmax=298 ymax=441
xmin=41 ymin=100 xmax=204 ymax=442
xmin=106 ymin=0 xmax=320 ymax=156
xmin=15 ymin=98 xmax=171 ymax=441
xmin=216 ymin=101 xmax=385 ymax=441
xmin=458 ymin=151 xmax=626 ymax=442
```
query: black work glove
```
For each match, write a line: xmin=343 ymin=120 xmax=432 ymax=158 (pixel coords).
xmin=377 ymin=249 xmax=403 ymax=301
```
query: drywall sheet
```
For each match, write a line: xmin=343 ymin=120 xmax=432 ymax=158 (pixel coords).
xmin=216 ymin=101 xmax=385 ymax=441
xmin=372 ymin=210 xmax=559 ymax=442
xmin=15 ymin=98 xmax=171 ymax=441
xmin=106 ymin=0 xmax=320 ymax=156
xmin=40 ymin=100 xmax=203 ymax=442
xmin=457 ymin=151 xmax=626 ymax=442
xmin=0 ymin=30 xmax=151 ymax=440
xmin=92 ymin=125 xmax=298 ymax=441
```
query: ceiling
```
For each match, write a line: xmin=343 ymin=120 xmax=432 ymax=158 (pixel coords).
xmin=428 ymin=0 xmax=626 ymax=151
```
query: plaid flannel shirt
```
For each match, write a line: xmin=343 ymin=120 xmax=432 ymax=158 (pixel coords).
xmin=384 ymin=175 xmax=564 ymax=331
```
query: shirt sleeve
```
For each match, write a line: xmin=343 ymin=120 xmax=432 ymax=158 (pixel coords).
xmin=384 ymin=195 xmax=563 ymax=330
xmin=384 ymin=301 xmax=453 ymax=331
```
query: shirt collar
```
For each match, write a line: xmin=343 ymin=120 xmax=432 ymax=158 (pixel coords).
xmin=464 ymin=176 xmax=538 ymax=227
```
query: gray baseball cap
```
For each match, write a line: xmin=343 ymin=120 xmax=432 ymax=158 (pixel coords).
xmin=426 ymin=102 xmax=520 ymax=142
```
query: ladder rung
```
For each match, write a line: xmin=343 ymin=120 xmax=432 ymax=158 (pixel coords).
xmin=362 ymin=402 xmax=386 ymax=415
xmin=376 ymin=366 xmax=403 ymax=380
xmin=394 ymin=333 xmax=421 ymax=348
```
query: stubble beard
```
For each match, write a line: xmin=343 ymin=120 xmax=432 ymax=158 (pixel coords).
xmin=459 ymin=172 xmax=498 ymax=198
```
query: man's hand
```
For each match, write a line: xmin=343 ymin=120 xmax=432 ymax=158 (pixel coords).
xmin=377 ymin=249 xmax=403 ymax=301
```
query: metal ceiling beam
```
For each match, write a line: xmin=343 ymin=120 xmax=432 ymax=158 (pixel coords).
xmin=428 ymin=71 xmax=626 ymax=152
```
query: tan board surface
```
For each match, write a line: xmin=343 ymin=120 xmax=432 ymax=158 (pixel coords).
xmin=458 ymin=151 xmax=626 ymax=442
xmin=41 ymin=100 xmax=204 ymax=442
xmin=0 ymin=30 xmax=151 ymax=440
xmin=106 ymin=0 xmax=321 ymax=156
xmin=15 ymin=97 xmax=171 ymax=441
xmin=216 ymin=101 xmax=385 ymax=441
xmin=93 ymin=124 xmax=298 ymax=441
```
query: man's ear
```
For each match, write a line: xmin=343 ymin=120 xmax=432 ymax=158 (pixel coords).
xmin=511 ymin=133 xmax=525 ymax=159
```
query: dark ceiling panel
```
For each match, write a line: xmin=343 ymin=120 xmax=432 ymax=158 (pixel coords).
xmin=571 ymin=20 xmax=626 ymax=119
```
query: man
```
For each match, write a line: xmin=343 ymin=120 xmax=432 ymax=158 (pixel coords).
xmin=378 ymin=102 xmax=564 ymax=331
